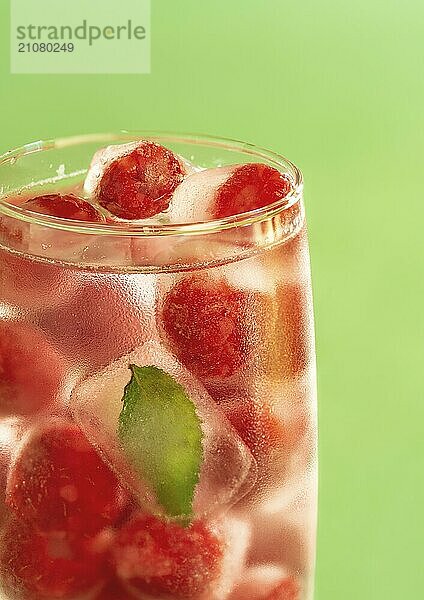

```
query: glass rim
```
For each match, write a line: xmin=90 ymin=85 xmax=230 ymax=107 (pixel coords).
xmin=0 ymin=131 xmax=304 ymax=237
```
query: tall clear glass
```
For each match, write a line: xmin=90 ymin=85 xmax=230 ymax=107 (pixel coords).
xmin=0 ymin=133 xmax=317 ymax=600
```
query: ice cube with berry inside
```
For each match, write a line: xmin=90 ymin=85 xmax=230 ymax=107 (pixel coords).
xmin=168 ymin=163 xmax=292 ymax=223
xmin=70 ymin=341 xmax=257 ymax=521
xmin=84 ymin=140 xmax=193 ymax=220
xmin=84 ymin=142 xmax=141 ymax=197
xmin=0 ymin=516 xmax=109 ymax=600
xmin=112 ymin=512 xmax=250 ymax=600
xmin=5 ymin=416 xmax=129 ymax=535
xmin=156 ymin=258 xmax=283 ymax=396
xmin=21 ymin=193 xmax=135 ymax=266
xmin=1 ymin=416 xmax=129 ymax=600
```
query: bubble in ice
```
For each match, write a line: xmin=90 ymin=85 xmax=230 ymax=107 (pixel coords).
xmin=70 ymin=341 xmax=257 ymax=519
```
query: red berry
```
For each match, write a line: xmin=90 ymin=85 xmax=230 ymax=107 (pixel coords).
xmin=0 ymin=321 xmax=68 ymax=417
xmin=160 ymin=275 xmax=249 ymax=378
xmin=23 ymin=194 xmax=104 ymax=222
xmin=265 ymin=576 xmax=300 ymax=600
xmin=94 ymin=578 xmax=135 ymax=600
xmin=97 ymin=141 xmax=185 ymax=219
xmin=224 ymin=401 xmax=295 ymax=459
xmin=0 ymin=517 xmax=107 ymax=600
xmin=6 ymin=418 xmax=128 ymax=535
xmin=214 ymin=164 xmax=291 ymax=219
xmin=113 ymin=513 xmax=222 ymax=599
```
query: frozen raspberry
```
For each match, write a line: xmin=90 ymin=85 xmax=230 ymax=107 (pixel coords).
xmin=207 ymin=386 xmax=308 ymax=504
xmin=207 ymin=387 xmax=306 ymax=466
xmin=265 ymin=576 xmax=300 ymax=600
xmin=94 ymin=578 xmax=135 ymax=600
xmin=6 ymin=419 xmax=128 ymax=535
xmin=112 ymin=513 xmax=222 ymax=599
xmin=24 ymin=193 xmax=104 ymax=222
xmin=0 ymin=321 xmax=68 ymax=416
xmin=224 ymin=401 xmax=292 ymax=459
xmin=0 ymin=517 xmax=107 ymax=600
xmin=161 ymin=275 xmax=249 ymax=378
xmin=96 ymin=141 xmax=185 ymax=219
xmin=214 ymin=164 xmax=291 ymax=219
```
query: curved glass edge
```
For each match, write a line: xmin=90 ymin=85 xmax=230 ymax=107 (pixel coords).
xmin=0 ymin=132 xmax=304 ymax=238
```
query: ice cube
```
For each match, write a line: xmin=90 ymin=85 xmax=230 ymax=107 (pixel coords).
xmin=84 ymin=142 xmax=197 ymax=198
xmin=0 ymin=320 xmax=76 ymax=417
xmin=84 ymin=143 xmax=140 ymax=197
xmin=156 ymin=257 xmax=284 ymax=391
xmin=116 ymin=514 xmax=250 ymax=600
xmin=228 ymin=564 xmax=290 ymax=600
xmin=70 ymin=341 xmax=257 ymax=519
xmin=0 ymin=192 xmax=130 ymax=267
xmin=204 ymin=373 xmax=315 ymax=517
xmin=221 ymin=252 xmax=277 ymax=294
xmin=210 ymin=515 xmax=251 ymax=600
xmin=168 ymin=166 xmax=236 ymax=223
xmin=24 ymin=215 xmax=133 ymax=267
xmin=246 ymin=464 xmax=317 ymax=576
xmin=0 ymin=417 xmax=26 ymax=517
xmin=0 ymin=246 xmax=84 ymax=312
xmin=167 ymin=163 xmax=294 ymax=231
xmin=39 ymin=274 xmax=155 ymax=372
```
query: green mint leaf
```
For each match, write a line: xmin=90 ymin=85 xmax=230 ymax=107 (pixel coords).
xmin=118 ymin=365 xmax=203 ymax=520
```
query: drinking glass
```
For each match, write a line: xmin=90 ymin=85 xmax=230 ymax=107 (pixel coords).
xmin=0 ymin=133 xmax=317 ymax=600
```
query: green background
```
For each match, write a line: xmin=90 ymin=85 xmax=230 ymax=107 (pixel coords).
xmin=0 ymin=1 xmax=422 ymax=599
